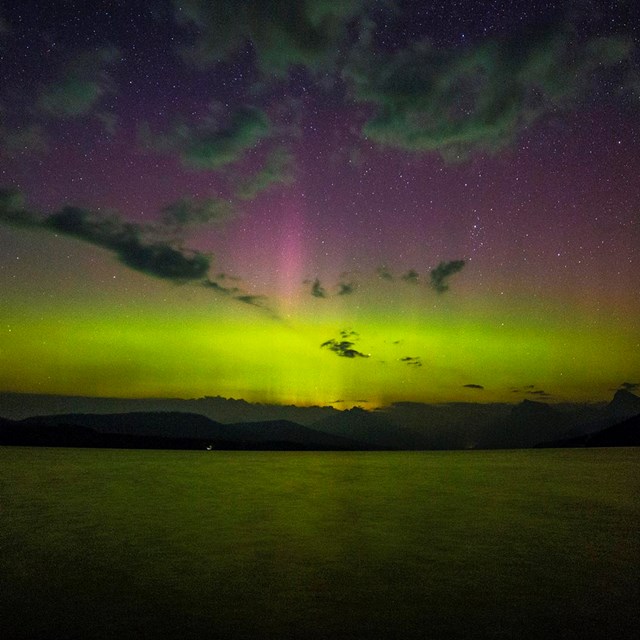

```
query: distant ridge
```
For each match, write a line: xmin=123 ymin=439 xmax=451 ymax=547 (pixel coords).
xmin=3 ymin=412 xmax=377 ymax=450
xmin=2 ymin=390 xmax=638 ymax=450
xmin=310 ymin=407 xmax=414 ymax=448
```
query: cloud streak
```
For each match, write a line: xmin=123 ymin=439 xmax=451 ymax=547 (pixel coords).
xmin=46 ymin=206 xmax=211 ymax=281
xmin=400 ymin=356 xmax=422 ymax=367
xmin=0 ymin=188 xmax=277 ymax=314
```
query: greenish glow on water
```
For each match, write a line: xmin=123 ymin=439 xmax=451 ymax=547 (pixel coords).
xmin=1 ymin=447 xmax=638 ymax=639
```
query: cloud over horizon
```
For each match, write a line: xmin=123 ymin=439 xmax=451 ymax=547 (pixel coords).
xmin=321 ymin=329 xmax=369 ymax=359
xmin=0 ymin=188 xmax=278 ymax=313
xmin=430 ymin=260 xmax=466 ymax=293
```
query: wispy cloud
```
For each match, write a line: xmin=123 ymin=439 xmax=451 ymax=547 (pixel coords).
xmin=400 ymin=356 xmax=422 ymax=367
xmin=235 ymin=147 xmax=294 ymax=200
xmin=401 ymin=269 xmax=419 ymax=284
xmin=142 ymin=105 xmax=270 ymax=170
xmin=37 ymin=47 xmax=119 ymax=119
xmin=376 ymin=265 xmax=393 ymax=280
xmin=161 ymin=197 xmax=235 ymax=227
xmin=346 ymin=19 xmax=635 ymax=160
xmin=174 ymin=0 xmax=366 ymax=75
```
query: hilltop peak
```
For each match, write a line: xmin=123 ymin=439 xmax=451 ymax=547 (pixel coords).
xmin=607 ymin=389 xmax=640 ymax=418
xmin=512 ymin=399 xmax=554 ymax=416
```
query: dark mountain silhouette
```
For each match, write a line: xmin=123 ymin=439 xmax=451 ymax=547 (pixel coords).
xmin=475 ymin=400 xmax=586 ymax=449
xmin=0 ymin=416 xmax=211 ymax=449
xmin=606 ymin=389 xmax=640 ymax=421
xmin=0 ymin=392 xmax=338 ymax=425
xmin=9 ymin=412 xmax=373 ymax=450
xmin=310 ymin=407 xmax=418 ymax=448
xmin=23 ymin=411 xmax=225 ymax=438
xmin=537 ymin=412 xmax=640 ymax=448
xmin=558 ymin=390 xmax=640 ymax=437
xmin=2 ymin=390 xmax=638 ymax=450
xmin=219 ymin=419 xmax=372 ymax=448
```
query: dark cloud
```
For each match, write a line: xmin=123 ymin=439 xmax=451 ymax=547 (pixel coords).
xmin=309 ymin=278 xmax=327 ymax=298
xmin=44 ymin=207 xmax=211 ymax=281
xmin=175 ymin=0 xmax=367 ymax=75
xmin=203 ymin=278 xmax=240 ymax=297
xmin=337 ymin=280 xmax=356 ymax=296
xmin=0 ymin=191 xmax=206 ymax=284
xmin=161 ymin=197 xmax=235 ymax=227
xmin=429 ymin=259 xmax=466 ymax=293
xmin=346 ymin=21 xmax=635 ymax=159
xmin=401 ymin=269 xmax=419 ymax=284
xmin=306 ymin=277 xmax=357 ymax=297
xmin=0 ymin=188 xmax=39 ymax=226
xmin=512 ymin=384 xmax=551 ymax=397
xmin=400 ymin=356 xmax=422 ymax=367
xmin=618 ymin=382 xmax=639 ymax=392
xmin=235 ymin=294 xmax=270 ymax=308
xmin=203 ymin=278 xmax=276 ymax=316
xmin=526 ymin=389 xmax=551 ymax=398
xmin=463 ymin=384 xmax=484 ymax=390
xmin=321 ymin=339 xmax=369 ymax=358
xmin=322 ymin=329 xmax=368 ymax=358
xmin=235 ymin=147 xmax=295 ymax=200
xmin=143 ymin=106 xmax=270 ymax=170
xmin=37 ymin=48 xmax=118 ymax=118
xmin=1 ymin=190 xmax=279 ymax=313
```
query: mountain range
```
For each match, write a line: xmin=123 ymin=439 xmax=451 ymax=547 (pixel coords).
xmin=0 ymin=390 xmax=638 ymax=450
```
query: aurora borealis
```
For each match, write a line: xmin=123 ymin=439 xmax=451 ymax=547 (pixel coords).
xmin=0 ymin=1 xmax=638 ymax=409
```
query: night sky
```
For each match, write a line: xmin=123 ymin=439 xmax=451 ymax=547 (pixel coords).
xmin=1 ymin=0 xmax=638 ymax=408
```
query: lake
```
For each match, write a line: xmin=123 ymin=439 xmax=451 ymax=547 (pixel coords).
xmin=0 ymin=447 xmax=638 ymax=639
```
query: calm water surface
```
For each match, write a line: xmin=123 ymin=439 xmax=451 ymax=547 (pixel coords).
xmin=1 ymin=447 xmax=638 ymax=639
